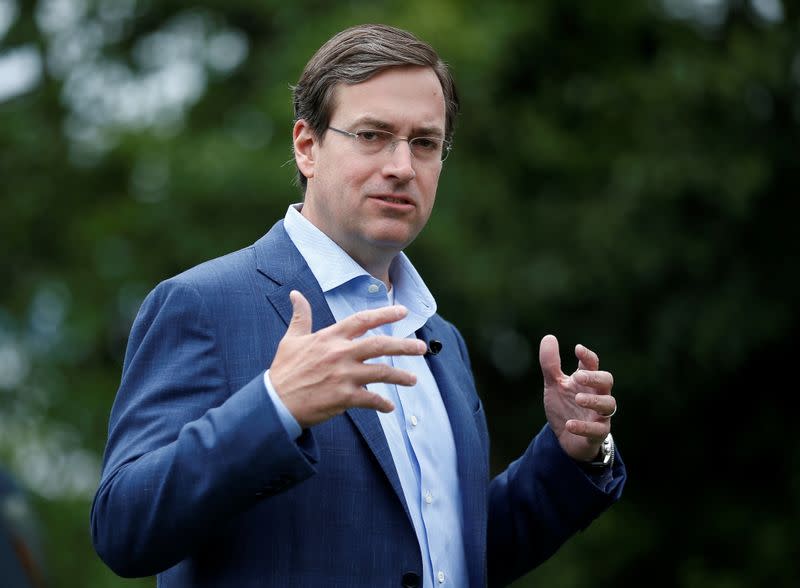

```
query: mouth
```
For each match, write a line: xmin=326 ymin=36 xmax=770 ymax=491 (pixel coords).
xmin=369 ymin=194 xmax=415 ymax=206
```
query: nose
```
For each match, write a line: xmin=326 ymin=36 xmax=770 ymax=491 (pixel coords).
xmin=382 ymin=140 xmax=416 ymax=182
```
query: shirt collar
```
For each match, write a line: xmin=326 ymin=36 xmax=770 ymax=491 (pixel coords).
xmin=284 ymin=204 xmax=365 ymax=292
xmin=283 ymin=204 xmax=437 ymax=322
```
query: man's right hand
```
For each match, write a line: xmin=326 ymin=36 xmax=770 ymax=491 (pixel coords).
xmin=269 ymin=290 xmax=427 ymax=428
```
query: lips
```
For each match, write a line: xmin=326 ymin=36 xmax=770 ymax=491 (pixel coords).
xmin=369 ymin=194 xmax=415 ymax=206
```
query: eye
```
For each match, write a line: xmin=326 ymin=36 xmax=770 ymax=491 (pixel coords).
xmin=411 ymin=137 xmax=440 ymax=152
xmin=356 ymin=130 xmax=387 ymax=143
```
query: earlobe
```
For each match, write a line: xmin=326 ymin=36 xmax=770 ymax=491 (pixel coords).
xmin=293 ymin=119 xmax=316 ymax=180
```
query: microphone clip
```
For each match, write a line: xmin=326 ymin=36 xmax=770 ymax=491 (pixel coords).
xmin=426 ymin=339 xmax=443 ymax=356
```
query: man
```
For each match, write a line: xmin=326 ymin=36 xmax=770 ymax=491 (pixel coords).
xmin=91 ymin=24 xmax=625 ymax=587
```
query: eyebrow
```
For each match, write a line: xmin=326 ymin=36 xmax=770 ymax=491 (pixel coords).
xmin=349 ymin=116 xmax=444 ymax=138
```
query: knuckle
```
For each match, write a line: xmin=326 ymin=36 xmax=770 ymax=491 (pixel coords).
xmin=319 ymin=348 xmax=336 ymax=367
xmin=328 ymin=341 xmax=352 ymax=363
xmin=366 ymin=337 xmax=383 ymax=356
xmin=328 ymin=344 xmax=347 ymax=362
xmin=347 ymin=384 xmax=367 ymax=403
xmin=330 ymin=366 xmax=351 ymax=386
xmin=380 ymin=364 xmax=397 ymax=381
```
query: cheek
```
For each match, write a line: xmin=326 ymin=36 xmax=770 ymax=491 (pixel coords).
xmin=419 ymin=169 xmax=440 ymax=206
xmin=340 ymin=162 xmax=376 ymax=194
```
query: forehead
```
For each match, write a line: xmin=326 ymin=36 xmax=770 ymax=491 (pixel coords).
xmin=330 ymin=66 xmax=446 ymax=132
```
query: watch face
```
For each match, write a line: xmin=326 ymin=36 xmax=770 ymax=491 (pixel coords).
xmin=590 ymin=434 xmax=614 ymax=468
xmin=602 ymin=434 xmax=614 ymax=467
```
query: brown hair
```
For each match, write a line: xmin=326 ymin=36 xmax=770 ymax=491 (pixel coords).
xmin=292 ymin=24 xmax=459 ymax=190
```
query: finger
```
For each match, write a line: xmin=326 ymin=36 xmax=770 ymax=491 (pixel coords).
xmin=349 ymin=388 xmax=395 ymax=414
xmin=539 ymin=334 xmax=562 ymax=386
xmin=575 ymin=343 xmax=599 ymax=371
xmin=575 ymin=393 xmax=617 ymax=417
xmin=286 ymin=290 xmax=313 ymax=337
xmin=565 ymin=419 xmax=610 ymax=441
xmin=352 ymin=336 xmax=427 ymax=361
xmin=355 ymin=363 xmax=418 ymax=387
xmin=574 ymin=370 xmax=614 ymax=393
xmin=332 ymin=305 xmax=409 ymax=339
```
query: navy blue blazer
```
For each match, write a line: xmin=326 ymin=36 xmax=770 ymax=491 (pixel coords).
xmin=91 ymin=221 xmax=625 ymax=587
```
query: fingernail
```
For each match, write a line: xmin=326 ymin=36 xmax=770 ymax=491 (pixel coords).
xmin=575 ymin=372 xmax=587 ymax=384
xmin=395 ymin=305 xmax=407 ymax=317
xmin=417 ymin=341 xmax=427 ymax=353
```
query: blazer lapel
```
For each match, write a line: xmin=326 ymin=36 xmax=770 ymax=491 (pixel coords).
xmin=266 ymin=266 xmax=336 ymax=333
xmin=255 ymin=221 xmax=410 ymax=521
xmin=418 ymin=321 xmax=488 ymax=587
xmin=344 ymin=409 xmax=411 ymax=525
xmin=256 ymin=221 xmax=337 ymax=332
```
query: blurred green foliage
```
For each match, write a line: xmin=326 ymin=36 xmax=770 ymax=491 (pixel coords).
xmin=1 ymin=0 xmax=798 ymax=586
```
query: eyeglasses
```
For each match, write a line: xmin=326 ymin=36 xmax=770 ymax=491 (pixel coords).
xmin=327 ymin=127 xmax=452 ymax=162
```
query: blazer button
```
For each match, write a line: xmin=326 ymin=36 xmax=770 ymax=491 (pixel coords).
xmin=401 ymin=571 xmax=420 ymax=588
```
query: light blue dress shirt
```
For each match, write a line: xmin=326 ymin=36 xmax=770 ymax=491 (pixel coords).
xmin=263 ymin=204 xmax=467 ymax=587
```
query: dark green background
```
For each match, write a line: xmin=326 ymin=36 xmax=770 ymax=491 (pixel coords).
xmin=1 ymin=0 xmax=797 ymax=586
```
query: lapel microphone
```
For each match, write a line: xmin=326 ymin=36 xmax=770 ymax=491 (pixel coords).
xmin=426 ymin=340 xmax=443 ymax=356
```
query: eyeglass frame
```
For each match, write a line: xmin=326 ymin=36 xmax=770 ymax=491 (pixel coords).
xmin=326 ymin=126 xmax=453 ymax=162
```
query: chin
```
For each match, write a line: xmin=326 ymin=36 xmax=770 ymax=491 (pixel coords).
xmin=366 ymin=236 xmax=410 ymax=252
xmin=362 ymin=225 xmax=418 ymax=249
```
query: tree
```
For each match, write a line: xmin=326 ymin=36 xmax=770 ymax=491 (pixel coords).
xmin=1 ymin=0 xmax=797 ymax=585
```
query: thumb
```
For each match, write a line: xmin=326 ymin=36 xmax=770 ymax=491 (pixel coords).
xmin=539 ymin=334 xmax=562 ymax=386
xmin=286 ymin=290 xmax=313 ymax=336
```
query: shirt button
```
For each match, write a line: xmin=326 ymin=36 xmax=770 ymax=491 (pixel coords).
xmin=367 ymin=283 xmax=380 ymax=294
xmin=410 ymin=415 xmax=418 ymax=427
xmin=424 ymin=491 xmax=433 ymax=504
xmin=437 ymin=570 xmax=445 ymax=583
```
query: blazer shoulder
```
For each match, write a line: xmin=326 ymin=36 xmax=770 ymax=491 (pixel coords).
xmin=126 ymin=247 xmax=262 ymax=336
xmin=426 ymin=312 xmax=458 ymax=334
xmin=171 ymin=245 xmax=259 ymax=290
xmin=154 ymin=220 xmax=297 ymax=297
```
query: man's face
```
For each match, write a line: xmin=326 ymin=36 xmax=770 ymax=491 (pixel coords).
xmin=295 ymin=65 xmax=446 ymax=274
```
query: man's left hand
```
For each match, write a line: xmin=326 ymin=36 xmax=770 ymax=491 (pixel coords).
xmin=538 ymin=334 xmax=617 ymax=462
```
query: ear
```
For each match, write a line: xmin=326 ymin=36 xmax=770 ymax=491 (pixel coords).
xmin=293 ymin=119 xmax=316 ymax=181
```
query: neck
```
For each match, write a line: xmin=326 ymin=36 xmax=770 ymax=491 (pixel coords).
xmin=298 ymin=202 xmax=396 ymax=288
xmin=345 ymin=248 xmax=394 ymax=289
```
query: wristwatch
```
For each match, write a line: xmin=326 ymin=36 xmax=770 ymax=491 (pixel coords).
xmin=589 ymin=433 xmax=615 ymax=468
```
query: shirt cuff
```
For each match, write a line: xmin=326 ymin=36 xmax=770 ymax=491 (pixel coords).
xmin=263 ymin=370 xmax=303 ymax=441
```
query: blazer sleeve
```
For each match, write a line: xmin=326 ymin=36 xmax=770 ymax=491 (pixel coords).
xmin=487 ymin=424 xmax=626 ymax=586
xmin=90 ymin=278 xmax=318 ymax=578
xmin=449 ymin=325 xmax=626 ymax=587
